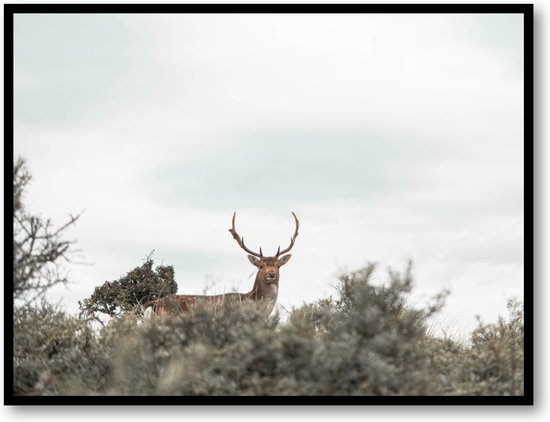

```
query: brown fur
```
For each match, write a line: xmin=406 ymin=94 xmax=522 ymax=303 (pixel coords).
xmin=143 ymin=254 xmax=290 ymax=316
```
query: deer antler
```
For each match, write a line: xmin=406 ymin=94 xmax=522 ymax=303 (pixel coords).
xmin=276 ymin=212 xmax=299 ymax=256
xmin=229 ymin=212 xmax=263 ymax=257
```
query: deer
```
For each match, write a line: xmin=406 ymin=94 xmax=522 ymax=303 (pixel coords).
xmin=143 ymin=212 xmax=299 ymax=317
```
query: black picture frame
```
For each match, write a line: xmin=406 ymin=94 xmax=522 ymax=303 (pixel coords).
xmin=4 ymin=2 xmax=534 ymax=406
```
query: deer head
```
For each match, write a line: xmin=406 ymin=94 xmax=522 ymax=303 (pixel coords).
xmin=228 ymin=212 xmax=299 ymax=289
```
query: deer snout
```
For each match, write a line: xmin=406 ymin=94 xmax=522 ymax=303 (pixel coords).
xmin=266 ymin=270 xmax=277 ymax=280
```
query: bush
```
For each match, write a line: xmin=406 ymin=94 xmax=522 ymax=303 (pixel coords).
xmin=425 ymin=299 xmax=524 ymax=396
xmin=462 ymin=299 xmax=524 ymax=395
xmin=13 ymin=302 xmax=109 ymax=396
xmin=13 ymin=157 xmax=80 ymax=304
xmin=78 ymin=254 xmax=177 ymax=320
xmin=13 ymin=263 xmax=525 ymax=396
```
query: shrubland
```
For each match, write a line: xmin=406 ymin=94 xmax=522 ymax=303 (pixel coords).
xmin=13 ymin=261 xmax=524 ymax=396
xmin=12 ymin=157 xmax=524 ymax=396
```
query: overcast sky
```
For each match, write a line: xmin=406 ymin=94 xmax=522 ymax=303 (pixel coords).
xmin=13 ymin=12 xmax=524 ymax=340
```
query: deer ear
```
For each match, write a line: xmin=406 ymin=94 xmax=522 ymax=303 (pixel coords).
xmin=278 ymin=254 xmax=292 ymax=266
xmin=248 ymin=255 xmax=261 ymax=267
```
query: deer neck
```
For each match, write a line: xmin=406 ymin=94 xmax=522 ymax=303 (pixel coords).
xmin=246 ymin=273 xmax=278 ymax=314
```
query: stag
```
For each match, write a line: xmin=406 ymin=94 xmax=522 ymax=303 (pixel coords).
xmin=143 ymin=212 xmax=299 ymax=317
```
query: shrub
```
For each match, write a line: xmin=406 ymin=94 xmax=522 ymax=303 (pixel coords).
xmin=462 ymin=299 xmax=524 ymax=395
xmin=427 ymin=299 xmax=524 ymax=396
xmin=13 ymin=157 xmax=80 ymax=304
xmin=78 ymin=254 xmax=177 ymax=320
xmin=13 ymin=302 xmax=109 ymax=396
xmin=74 ymin=262 xmax=453 ymax=395
xmin=12 ymin=263 xmax=525 ymax=396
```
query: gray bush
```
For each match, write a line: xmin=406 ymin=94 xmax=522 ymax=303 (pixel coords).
xmin=13 ymin=262 xmax=524 ymax=396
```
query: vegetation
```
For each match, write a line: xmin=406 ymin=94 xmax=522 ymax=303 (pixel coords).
xmin=12 ymin=158 xmax=525 ymax=396
xmin=13 ymin=157 xmax=80 ymax=304
xmin=13 ymin=261 xmax=524 ymax=396
xmin=78 ymin=253 xmax=177 ymax=321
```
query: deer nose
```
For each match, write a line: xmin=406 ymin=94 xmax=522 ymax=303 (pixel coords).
xmin=267 ymin=271 xmax=276 ymax=278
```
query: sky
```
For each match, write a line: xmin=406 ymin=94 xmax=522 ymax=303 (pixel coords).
xmin=12 ymin=12 xmax=525 ymax=340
